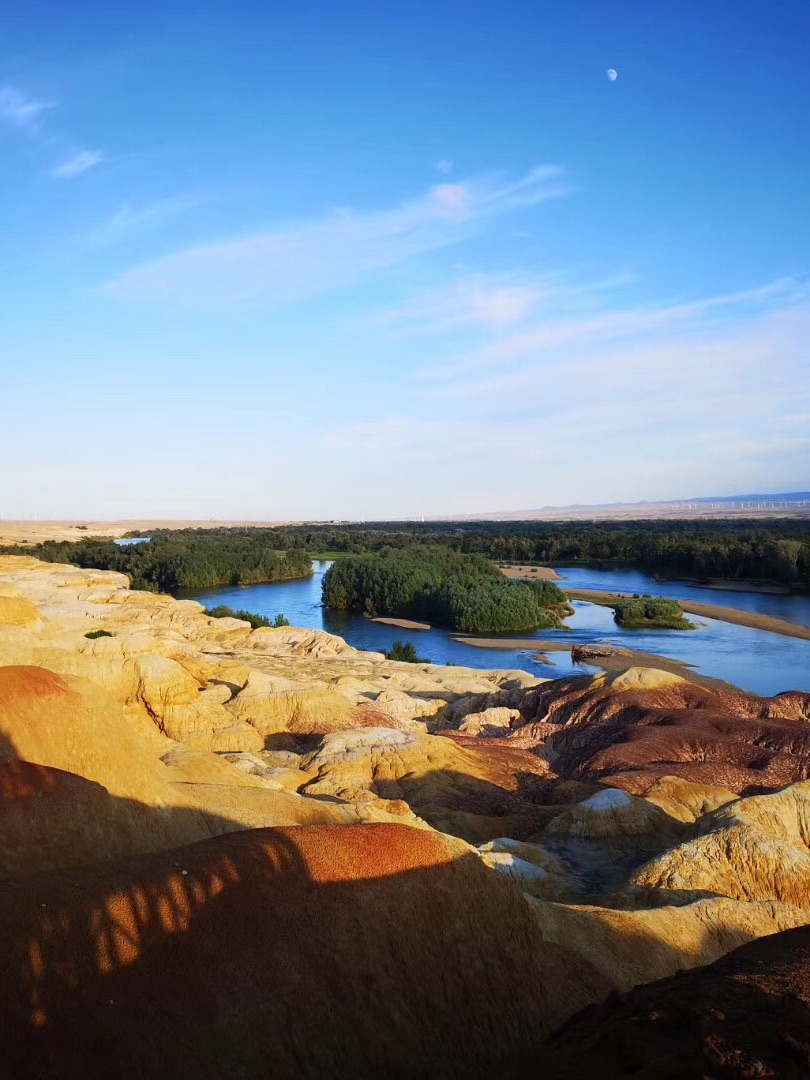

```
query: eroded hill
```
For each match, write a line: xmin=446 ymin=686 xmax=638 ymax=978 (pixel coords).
xmin=1 ymin=554 xmax=809 ymax=1077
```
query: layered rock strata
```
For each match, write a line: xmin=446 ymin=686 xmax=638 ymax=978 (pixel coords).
xmin=2 ymin=554 xmax=810 ymax=1075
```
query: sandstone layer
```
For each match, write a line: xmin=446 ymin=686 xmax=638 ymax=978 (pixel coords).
xmin=1 ymin=554 xmax=810 ymax=1075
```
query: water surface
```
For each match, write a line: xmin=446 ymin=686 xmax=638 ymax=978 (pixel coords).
xmin=188 ymin=562 xmax=810 ymax=696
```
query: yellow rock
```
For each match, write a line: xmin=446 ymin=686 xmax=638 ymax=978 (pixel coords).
xmin=632 ymin=781 xmax=810 ymax=906
xmin=0 ymin=593 xmax=41 ymax=628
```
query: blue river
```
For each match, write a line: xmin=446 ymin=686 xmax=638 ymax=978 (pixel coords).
xmin=186 ymin=562 xmax=810 ymax=697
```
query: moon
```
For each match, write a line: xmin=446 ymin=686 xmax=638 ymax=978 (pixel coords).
xmin=607 ymin=68 xmax=618 ymax=81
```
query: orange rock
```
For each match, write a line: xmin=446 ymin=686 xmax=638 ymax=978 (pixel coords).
xmin=0 ymin=824 xmax=610 ymax=1077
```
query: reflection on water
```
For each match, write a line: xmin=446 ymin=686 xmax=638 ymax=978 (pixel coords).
xmin=187 ymin=562 xmax=810 ymax=696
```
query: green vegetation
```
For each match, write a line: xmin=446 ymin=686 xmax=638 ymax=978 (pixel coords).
xmin=612 ymin=596 xmax=693 ymax=630
xmin=4 ymin=520 xmax=809 ymax=608
xmin=84 ymin=629 xmax=113 ymax=639
xmin=205 ymin=605 xmax=271 ymax=629
xmin=173 ymin=520 xmax=810 ymax=588
xmin=322 ymin=547 xmax=570 ymax=633
xmin=0 ymin=529 xmax=313 ymax=594
xmin=206 ymin=605 xmax=291 ymax=629
xmin=384 ymin=640 xmax=430 ymax=663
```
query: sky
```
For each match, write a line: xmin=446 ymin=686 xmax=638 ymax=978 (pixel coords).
xmin=1 ymin=0 xmax=808 ymax=520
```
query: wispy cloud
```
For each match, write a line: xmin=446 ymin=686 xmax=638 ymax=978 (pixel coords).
xmin=435 ymin=159 xmax=454 ymax=175
xmin=52 ymin=149 xmax=104 ymax=179
xmin=373 ymin=271 xmax=635 ymax=334
xmin=418 ymin=278 xmax=805 ymax=385
xmin=0 ymin=85 xmax=56 ymax=129
xmin=103 ymin=166 xmax=569 ymax=307
xmin=318 ymin=279 xmax=810 ymax=509
xmin=83 ymin=196 xmax=198 ymax=247
xmin=0 ymin=84 xmax=104 ymax=179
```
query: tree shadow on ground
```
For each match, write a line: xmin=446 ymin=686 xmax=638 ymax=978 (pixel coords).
xmin=0 ymin=723 xmax=794 ymax=1079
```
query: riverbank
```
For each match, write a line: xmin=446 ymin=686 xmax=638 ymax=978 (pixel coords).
xmin=690 ymin=579 xmax=794 ymax=595
xmin=452 ymin=636 xmax=571 ymax=650
xmin=571 ymin=646 xmax=739 ymax=691
xmin=371 ymin=616 xmax=432 ymax=631
xmin=564 ymin=588 xmax=810 ymax=642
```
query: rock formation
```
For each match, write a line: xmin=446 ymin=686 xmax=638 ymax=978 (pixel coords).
xmin=536 ymin=924 xmax=810 ymax=1079
xmin=515 ymin=668 xmax=810 ymax=793
xmin=1 ymin=554 xmax=810 ymax=1074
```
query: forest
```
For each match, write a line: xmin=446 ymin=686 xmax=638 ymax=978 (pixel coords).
xmin=192 ymin=520 xmax=810 ymax=587
xmin=4 ymin=519 xmax=809 ymax=596
xmin=0 ymin=531 xmax=313 ymax=593
xmin=321 ymin=547 xmax=569 ymax=633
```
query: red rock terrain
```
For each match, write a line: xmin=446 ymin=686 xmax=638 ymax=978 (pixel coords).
xmin=515 ymin=670 xmax=810 ymax=794
xmin=2 ymin=557 xmax=810 ymax=1076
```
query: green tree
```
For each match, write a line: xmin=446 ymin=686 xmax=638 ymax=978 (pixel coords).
xmin=384 ymin=641 xmax=429 ymax=663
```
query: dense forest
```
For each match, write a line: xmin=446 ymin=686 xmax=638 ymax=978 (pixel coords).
xmin=321 ymin=547 xmax=569 ymax=633
xmin=0 ymin=531 xmax=313 ymax=593
xmin=166 ymin=520 xmax=809 ymax=587
xmin=4 ymin=519 xmax=809 ymax=596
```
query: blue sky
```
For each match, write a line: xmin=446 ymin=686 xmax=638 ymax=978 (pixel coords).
xmin=1 ymin=0 xmax=808 ymax=519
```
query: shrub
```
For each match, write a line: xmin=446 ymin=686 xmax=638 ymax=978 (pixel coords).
xmin=612 ymin=595 xmax=693 ymax=630
xmin=84 ymin=629 xmax=113 ymax=639
xmin=384 ymin=640 xmax=430 ymax=663
xmin=205 ymin=605 xmax=271 ymax=629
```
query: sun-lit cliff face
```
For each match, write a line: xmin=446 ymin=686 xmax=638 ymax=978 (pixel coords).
xmin=1 ymin=554 xmax=810 ymax=1076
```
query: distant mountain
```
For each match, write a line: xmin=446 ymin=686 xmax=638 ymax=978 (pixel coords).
xmin=446 ymin=492 xmax=810 ymax=522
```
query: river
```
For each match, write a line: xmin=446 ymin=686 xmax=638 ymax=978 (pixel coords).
xmin=187 ymin=562 xmax=810 ymax=697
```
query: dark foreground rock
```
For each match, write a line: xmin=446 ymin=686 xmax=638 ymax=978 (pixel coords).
xmin=0 ymin=823 xmax=608 ymax=1079
xmin=534 ymin=924 xmax=810 ymax=1079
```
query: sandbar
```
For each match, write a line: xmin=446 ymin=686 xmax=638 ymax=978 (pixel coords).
xmin=453 ymin=636 xmax=571 ymax=650
xmin=500 ymin=564 xmax=561 ymax=581
xmin=371 ymin=617 xmax=432 ymax=631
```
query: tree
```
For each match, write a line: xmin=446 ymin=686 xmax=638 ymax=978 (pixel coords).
xmin=384 ymin=641 xmax=429 ymax=663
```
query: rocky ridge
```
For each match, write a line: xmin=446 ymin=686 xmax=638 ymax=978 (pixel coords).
xmin=1 ymin=554 xmax=810 ymax=1076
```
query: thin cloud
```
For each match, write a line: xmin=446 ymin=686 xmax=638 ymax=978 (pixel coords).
xmin=373 ymin=275 xmax=559 ymax=332
xmin=103 ymin=166 xmax=568 ymax=307
xmin=83 ymin=197 xmax=198 ymax=247
xmin=320 ymin=296 xmax=810 ymax=508
xmin=0 ymin=85 xmax=56 ymax=129
xmin=371 ymin=272 xmax=633 ymax=334
xmin=52 ymin=149 xmax=104 ymax=179
xmin=417 ymin=278 xmax=805 ymax=383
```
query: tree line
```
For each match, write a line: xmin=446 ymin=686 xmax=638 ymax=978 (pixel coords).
xmin=321 ymin=547 xmax=569 ymax=633
xmin=176 ymin=521 xmax=810 ymax=587
xmin=4 ymin=519 xmax=809 ymax=595
xmin=0 ymin=530 xmax=313 ymax=593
